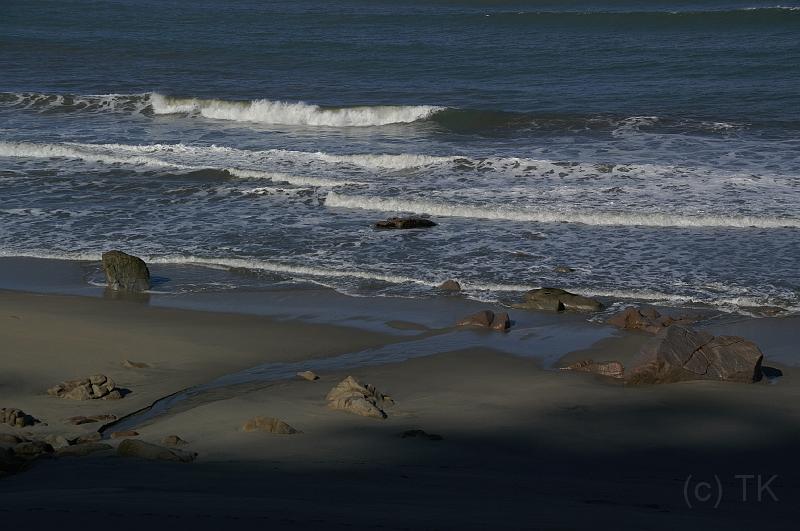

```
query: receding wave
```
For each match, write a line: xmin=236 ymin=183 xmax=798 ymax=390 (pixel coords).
xmin=149 ymin=93 xmax=444 ymax=127
xmin=324 ymin=192 xmax=800 ymax=229
xmin=0 ymin=141 xmax=361 ymax=187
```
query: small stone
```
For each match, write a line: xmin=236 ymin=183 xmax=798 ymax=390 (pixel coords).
xmin=111 ymin=430 xmax=139 ymax=439
xmin=242 ymin=416 xmax=299 ymax=434
xmin=296 ymin=371 xmax=319 ymax=381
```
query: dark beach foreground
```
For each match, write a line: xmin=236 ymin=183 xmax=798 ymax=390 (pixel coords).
xmin=1 ymin=257 xmax=799 ymax=530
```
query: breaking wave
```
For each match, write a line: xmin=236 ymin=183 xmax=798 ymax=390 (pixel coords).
xmin=324 ymin=192 xmax=800 ymax=229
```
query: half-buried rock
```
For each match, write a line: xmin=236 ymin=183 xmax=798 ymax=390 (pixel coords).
xmin=326 ymin=376 xmax=394 ymax=419
xmin=561 ymin=359 xmax=625 ymax=379
xmin=47 ymin=374 xmax=123 ymax=400
xmin=242 ymin=416 xmax=299 ymax=434
xmin=456 ymin=310 xmax=511 ymax=332
xmin=102 ymin=250 xmax=150 ymax=291
xmin=514 ymin=288 xmax=603 ymax=312
xmin=117 ymin=439 xmax=197 ymax=463
xmin=626 ymin=326 xmax=764 ymax=385
xmin=375 ymin=217 xmax=437 ymax=230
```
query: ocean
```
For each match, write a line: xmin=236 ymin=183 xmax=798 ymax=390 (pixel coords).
xmin=1 ymin=0 xmax=798 ymax=314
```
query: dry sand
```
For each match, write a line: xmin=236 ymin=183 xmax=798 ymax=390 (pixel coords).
xmin=1 ymin=289 xmax=799 ymax=530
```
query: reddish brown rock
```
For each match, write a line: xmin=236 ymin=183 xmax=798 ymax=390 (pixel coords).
xmin=626 ymin=326 xmax=763 ymax=385
xmin=606 ymin=307 xmax=701 ymax=334
xmin=456 ymin=310 xmax=512 ymax=332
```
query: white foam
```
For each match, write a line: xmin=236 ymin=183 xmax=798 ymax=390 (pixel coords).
xmin=325 ymin=192 xmax=800 ymax=229
xmin=149 ymin=93 xmax=444 ymax=127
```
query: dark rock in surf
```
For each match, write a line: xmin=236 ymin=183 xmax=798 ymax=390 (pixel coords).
xmin=438 ymin=279 xmax=462 ymax=292
xmin=456 ymin=310 xmax=511 ymax=332
xmin=102 ymin=250 xmax=150 ymax=292
xmin=374 ymin=217 xmax=437 ymax=230
xmin=514 ymin=288 xmax=603 ymax=312
xmin=625 ymin=326 xmax=764 ymax=385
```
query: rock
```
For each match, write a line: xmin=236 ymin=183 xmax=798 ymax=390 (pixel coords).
xmin=117 ymin=439 xmax=196 ymax=463
xmin=626 ymin=326 xmax=764 ymax=385
xmin=242 ymin=416 xmax=299 ymax=434
xmin=122 ymin=359 xmax=151 ymax=369
xmin=514 ymin=288 xmax=603 ymax=312
xmin=606 ymin=306 xmax=701 ymax=334
xmin=0 ymin=434 xmax=25 ymax=446
xmin=66 ymin=414 xmax=117 ymax=425
xmin=111 ymin=430 xmax=139 ymax=439
xmin=455 ymin=310 xmax=511 ymax=332
xmin=374 ymin=217 xmax=437 ymax=230
xmin=13 ymin=441 xmax=54 ymax=459
xmin=42 ymin=434 xmax=71 ymax=449
xmin=102 ymin=250 xmax=151 ymax=292
xmin=326 ymin=376 xmax=394 ymax=419
xmin=554 ymin=266 xmax=575 ymax=273
xmin=57 ymin=442 xmax=112 ymax=457
xmin=0 ymin=408 xmax=39 ymax=428
xmin=47 ymin=374 xmax=122 ymax=400
xmin=72 ymin=432 xmax=102 ymax=445
xmin=296 ymin=371 xmax=319 ymax=381
xmin=400 ymin=429 xmax=443 ymax=441
xmin=162 ymin=435 xmax=188 ymax=447
xmin=438 ymin=279 xmax=462 ymax=292
xmin=561 ymin=359 xmax=625 ymax=379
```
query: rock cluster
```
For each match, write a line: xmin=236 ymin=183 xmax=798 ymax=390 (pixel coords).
xmin=0 ymin=408 xmax=39 ymax=428
xmin=456 ymin=310 xmax=511 ymax=331
xmin=514 ymin=288 xmax=603 ymax=312
xmin=47 ymin=374 xmax=123 ymax=400
xmin=326 ymin=376 xmax=394 ymax=419
xmin=606 ymin=306 xmax=701 ymax=334
xmin=102 ymin=250 xmax=151 ymax=291
xmin=242 ymin=416 xmax=299 ymax=434
xmin=626 ymin=326 xmax=764 ymax=385
xmin=374 ymin=217 xmax=437 ymax=230
xmin=561 ymin=360 xmax=625 ymax=379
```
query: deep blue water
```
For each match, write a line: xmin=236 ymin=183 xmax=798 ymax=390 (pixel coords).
xmin=1 ymin=0 xmax=799 ymax=313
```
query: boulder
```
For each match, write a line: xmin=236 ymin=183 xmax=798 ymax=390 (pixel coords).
xmin=57 ymin=442 xmax=113 ymax=457
xmin=102 ymin=250 xmax=151 ymax=291
xmin=242 ymin=416 xmax=299 ymax=434
xmin=117 ymin=439 xmax=196 ymax=463
xmin=296 ymin=371 xmax=319 ymax=381
xmin=326 ymin=376 xmax=394 ymax=419
xmin=0 ymin=408 xmax=39 ymax=428
xmin=42 ymin=434 xmax=71 ymax=450
xmin=374 ymin=217 xmax=437 ymax=230
xmin=515 ymin=288 xmax=603 ymax=312
xmin=456 ymin=310 xmax=512 ymax=332
xmin=47 ymin=374 xmax=123 ymax=400
xmin=561 ymin=359 xmax=625 ymax=379
xmin=438 ymin=279 xmax=462 ymax=292
xmin=162 ymin=435 xmax=188 ymax=447
xmin=606 ymin=306 xmax=701 ymax=334
xmin=13 ymin=441 xmax=54 ymax=459
xmin=626 ymin=326 xmax=764 ymax=385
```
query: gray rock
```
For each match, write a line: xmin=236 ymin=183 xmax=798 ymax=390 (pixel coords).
xmin=626 ymin=326 xmax=764 ymax=385
xmin=514 ymin=288 xmax=603 ymax=312
xmin=296 ymin=370 xmax=319 ymax=381
xmin=438 ymin=279 xmax=462 ymax=292
xmin=102 ymin=250 xmax=151 ymax=291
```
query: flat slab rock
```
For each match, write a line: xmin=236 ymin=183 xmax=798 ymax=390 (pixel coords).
xmin=326 ymin=376 xmax=394 ymax=419
xmin=456 ymin=310 xmax=510 ymax=331
xmin=242 ymin=416 xmax=299 ymax=434
xmin=626 ymin=325 xmax=764 ymax=385
xmin=514 ymin=288 xmax=603 ymax=312
xmin=117 ymin=439 xmax=197 ymax=463
xmin=561 ymin=359 xmax=625 ymax=379
xmin=374 ymin=217 xmax=437 ymax=230
xmin=47 ymin=374 xmax=123 ymax=400
xmin=606 ymin=306 xmax=701 ymax=334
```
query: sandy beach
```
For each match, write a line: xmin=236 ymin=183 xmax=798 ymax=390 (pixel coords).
xmin=2 ymin=279 xmax=798 ymax=530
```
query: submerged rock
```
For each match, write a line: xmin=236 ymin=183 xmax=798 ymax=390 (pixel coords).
xmin=400 ymin=429 xmax=443 ymax=441
xmin=606 ymin=306 xmax=701 ymax=334
xmin=456 ymin=310 xmax=511 ymax=332
xmin=514 ymin=288 xmax=603 ymax=312
xmin=326 ymin=376 xmax=394 ymax=419
xmin=102 ymin=250 xmax=151 ymax=291
xmin=626 ymin=326 xmax=764 ymax=385
xmin=47 ymin=374 xmax=123 ymax=400
xmin=12 ymin=440 xmax=54 ymax=459
xmin=0 ymin=408 xmax=39 ymax=428
xmin=374 ymin=217 xmax=437 ymax=230
xmin=561 ymin=359 xmax=625 ymax=379
xmin=117 ymin=439 xmax=196 ymax=463
xmin=242 ymin=416 xmax=299 ymax=434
